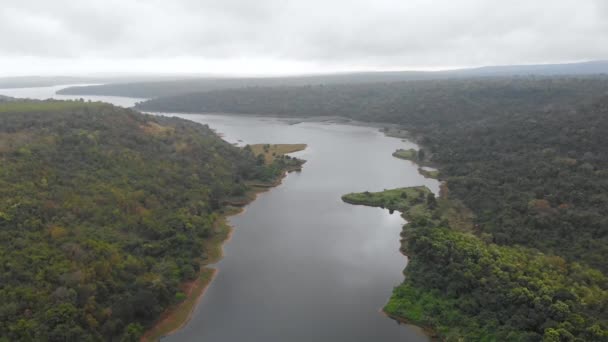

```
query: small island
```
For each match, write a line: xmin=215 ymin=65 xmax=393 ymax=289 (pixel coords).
xmin=342 ymin=186 xmax=434 ymax=217
xmin=392 ymin=148 xmax=418 ymax=161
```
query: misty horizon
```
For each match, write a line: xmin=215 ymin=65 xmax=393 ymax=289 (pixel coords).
xmin=2 ymin=0 xmax=608 ymax=76
xmin=3 ymin=59 xmax=608 ymax=80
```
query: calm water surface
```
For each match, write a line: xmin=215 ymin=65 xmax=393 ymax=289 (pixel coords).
xmin=164 ymin=114 xmax=438 ymax=342
xmin=7 ymin=86 xmax=438 ymax=342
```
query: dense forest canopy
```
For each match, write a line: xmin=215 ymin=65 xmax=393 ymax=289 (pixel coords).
xmin=134 ymin=76 xmax=608 ymax=126
xmin=57 ymin=61 xmax=608 ymax=99
xmin=343 ymin=187 xmax=608 ymax=341
xmin=135 ymin=76 xmax=608 ymax=269
xmin=0 ymin=100 xmax=296 ymax=341
xmin=424 ymin=96 xmax=608 ymax=272
xmin=137 ymin=76 xmax=608 ymax=340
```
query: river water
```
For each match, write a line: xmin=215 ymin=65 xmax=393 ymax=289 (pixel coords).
xmin=2 ymin=86 xmax=438 ymax=342
xmin=0 ymin=84 xmax=145 ymax=107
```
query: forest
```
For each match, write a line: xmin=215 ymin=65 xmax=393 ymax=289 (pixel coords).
xmin=134 ymin=76 xmax=608 ymax=124
xmin=138 ymin=76 xmax=608 ymax=340
xmin=0 ymin=100 xmax=299 ymax=341
xmin=56 ymin=61 xmax=608 ymax=99
xmin=343 ymin=186 xmax=607 ymax=341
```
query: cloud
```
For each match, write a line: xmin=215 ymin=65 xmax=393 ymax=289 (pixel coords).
xmin=0 ymin=0 xmax=607 ymax=75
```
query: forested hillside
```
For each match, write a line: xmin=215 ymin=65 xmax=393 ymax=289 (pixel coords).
xmin=423 ymin=96 xmax=608 ymax=272
xmin=135 ymin=76 xmax=608 ymax=126
xmin=0 ymin=100 xmax=297 ymax=341
xmin=137 ymin=76 xmax=608 ymax=340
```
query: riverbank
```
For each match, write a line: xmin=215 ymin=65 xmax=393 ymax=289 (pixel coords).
xmin=141 ymin=144 xmax=306 ymax=341
xmin=140 ymin=214 xmax=233 ymax=341
xmin=341 ymin=187 xmax=439 ymax=339
xmin=341 ymin=180 xmax=473 ymax=341
xmin=382 ymin=311 xmax=440 ymax=341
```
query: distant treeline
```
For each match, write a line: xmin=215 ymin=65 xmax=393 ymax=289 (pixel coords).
xmin=57 ymin=60 xmax=608 ymax=99
xmin=134 ymin=76 xmax=608 ymax=124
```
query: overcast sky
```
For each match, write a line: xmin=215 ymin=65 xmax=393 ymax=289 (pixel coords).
xmin=1 ymin=0 xmax=608 ymax=76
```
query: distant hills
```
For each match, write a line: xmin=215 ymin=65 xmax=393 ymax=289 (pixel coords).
xmin=0 ymin=75 xmax=202 ymax=90
xmin=447 ymin=60 xmax=608 ymax=77
xmin=0 ymin=76 xmax=98 ymax=89
xmin=55 ymin=60 xmax=608 ymax=99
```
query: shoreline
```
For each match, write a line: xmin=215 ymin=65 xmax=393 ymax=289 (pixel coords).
xmin=141 ymin=147 xmax=305 ymax=341
xmin=342 ymin=188 xmax=441 ymax=341
xmin=343 ymin=193 xmax=442 ymax=341
xmin=141 ymin=111 xmax=440 ymax=341
xmin=158 ymin=111 xmax=440 ymax=177
xmin=146 ymin=110 xmax=406 ymax=131
xmin=382 ymin=310 xmax=440 ymax=341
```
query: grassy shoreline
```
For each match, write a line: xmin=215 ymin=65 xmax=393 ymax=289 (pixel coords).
xmin=141 ymin=144 xmax=306 ymax=341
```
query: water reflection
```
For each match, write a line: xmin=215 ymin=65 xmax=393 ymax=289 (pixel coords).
xmin=161 ymin=113 xmax=438 ymax=342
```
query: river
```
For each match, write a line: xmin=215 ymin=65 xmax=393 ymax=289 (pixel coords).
xmin=2 ymin=85 xmax=439 ymax=341
xmin=0 ymin=84 xmax=145 ymax=107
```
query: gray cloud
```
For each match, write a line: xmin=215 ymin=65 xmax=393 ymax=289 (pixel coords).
xmin=1 ymin=0 xmax=607 ymax=75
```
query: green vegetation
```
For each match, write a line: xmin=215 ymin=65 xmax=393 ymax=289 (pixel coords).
xmin=392 ymin=148 xmax=418 ymax=161
xmin=417 ymin=168 xmax=439 ymax=179
xmin=0 ymin=100 xmax=303 ymax=341
xmin=380 ymin=127 xmax=411 ymax=140
xmin=342 ymin=187 xmax=433 ymax=218
xmin=249 ymin=143 xmax=307 ymax=163
xmin=388 ymin=225 xmax=608 ymax=341
xmin=136 ymin=76 xmax=608 ymax=339
xmin=8 ymin=73 xmax=608 ymax=340
xmin=343 ymin=188 xmax=608 ymax=341
xmin=0 ymin=99 xmax=105 ymax=113
xmin=134 ymin=77 xmax=608 ymax=124
xmin=57 ymin=61 xmax=608 ymax=99
xmin=142 ymin=213 xmax=233 ymax=341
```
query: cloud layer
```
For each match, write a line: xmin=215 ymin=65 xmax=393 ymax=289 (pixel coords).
xmin=1 ymin=0 xmax=607 ymax=75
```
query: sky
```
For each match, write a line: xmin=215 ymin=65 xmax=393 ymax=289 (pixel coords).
xmin=1 ymin=0 xmax=608 ymax=76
